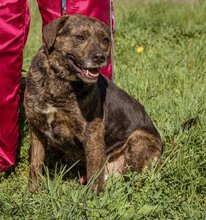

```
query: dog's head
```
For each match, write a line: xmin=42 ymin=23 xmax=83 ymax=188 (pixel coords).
xmin=43 ymin=15 xmax=111 ymax=82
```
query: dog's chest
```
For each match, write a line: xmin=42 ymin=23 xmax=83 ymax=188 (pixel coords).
xmin=36 ymin=103 xmax=85 ymax=148
xmin=41 ymin=104 xmax=60 ymax=144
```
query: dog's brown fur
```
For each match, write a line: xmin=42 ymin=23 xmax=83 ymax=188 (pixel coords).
xmin=24 ymin=15 xmax=162 ymax=193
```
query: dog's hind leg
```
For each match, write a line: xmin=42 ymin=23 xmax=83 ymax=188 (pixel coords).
xmin=29 ymin=129 xmax=47 ymax=192
xmin=125 ymin=130 xmax=162 ymax=173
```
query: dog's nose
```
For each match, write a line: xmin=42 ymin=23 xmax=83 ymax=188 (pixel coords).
xmin=92 ymin=53 xmax=106 ymax=64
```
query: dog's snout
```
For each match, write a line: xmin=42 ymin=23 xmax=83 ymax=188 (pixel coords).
xmin=92 ymin=53 xmax=106 ymax=64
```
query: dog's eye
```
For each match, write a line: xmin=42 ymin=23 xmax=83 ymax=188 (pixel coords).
xmin=76 ymin=35 xmax=85 ymax=41
xmin=102 ymin=37 xmax=109 ymax=44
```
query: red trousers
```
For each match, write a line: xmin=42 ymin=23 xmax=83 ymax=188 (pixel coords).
xmin=0 ymin=0 xmax=114 ymax=172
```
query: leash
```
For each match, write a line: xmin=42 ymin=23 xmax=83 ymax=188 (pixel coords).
xmin=61 ymin=0 xmax=66 ymax=15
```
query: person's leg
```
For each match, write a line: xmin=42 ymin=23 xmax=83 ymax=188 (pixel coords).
xmin=66 ymin=0 xmax=114 ymax=79
xmin=0 ymin=0 xmax=30 ymax=172
xmin=36 ymin=0 xmax=62 ymax=26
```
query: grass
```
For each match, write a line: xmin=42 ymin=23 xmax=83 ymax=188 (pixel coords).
xmin=1 ymin=0 xmax=206 ymax=219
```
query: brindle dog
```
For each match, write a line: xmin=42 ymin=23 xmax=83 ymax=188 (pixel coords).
xmin=24 ymin=15 xmax=162 ymax=193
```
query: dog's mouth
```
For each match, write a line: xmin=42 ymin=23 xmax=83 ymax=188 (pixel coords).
xmin=75 ymin=66 xmax=100 ymax=79
xmin=68 ymin=58 xmax=100 ymax=80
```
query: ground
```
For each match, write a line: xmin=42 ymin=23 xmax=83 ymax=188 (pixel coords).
xmin=0 ymin=0 xmax=206 ymax=219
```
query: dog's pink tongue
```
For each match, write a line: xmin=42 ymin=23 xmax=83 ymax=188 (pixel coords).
xmin=83 ymin=69 xmax=99 ymax=78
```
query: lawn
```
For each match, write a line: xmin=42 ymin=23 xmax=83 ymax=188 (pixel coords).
xmin=0 ymin=0 xmax=206 ymax=219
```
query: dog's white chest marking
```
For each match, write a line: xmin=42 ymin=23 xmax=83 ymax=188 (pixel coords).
xmin=35 ymin=104 xmax=60 ymax=144
xmin=42 ymin=104 xmax=57 ymax=124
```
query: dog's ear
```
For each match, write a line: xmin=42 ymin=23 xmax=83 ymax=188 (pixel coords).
xmin=43 ymin=16 xmax=68 ymax=52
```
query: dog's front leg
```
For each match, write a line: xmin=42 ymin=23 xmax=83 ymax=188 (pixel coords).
xmin=84 ymin=120 xmax=105 ymax=193
xmin=29 ymin=129 xmax=46 ymax=192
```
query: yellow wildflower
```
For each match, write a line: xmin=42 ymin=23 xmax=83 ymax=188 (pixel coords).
xmin=136 ymin=46 xmax=144 ymax=53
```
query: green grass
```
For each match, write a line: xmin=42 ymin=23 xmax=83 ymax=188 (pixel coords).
xmin=1 ymin=0 xmax=206 ymax=219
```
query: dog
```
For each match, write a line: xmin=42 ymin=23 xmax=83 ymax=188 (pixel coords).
xmin=24 ymin=15 xmax=162 ymax=193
